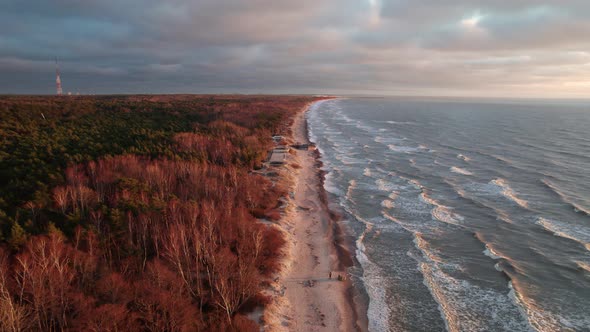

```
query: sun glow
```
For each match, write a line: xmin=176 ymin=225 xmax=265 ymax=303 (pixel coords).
xmin=461 ymin=13 xmax=484 ymax=28
xmin=368 ymin=0 xmax=381 ymax=27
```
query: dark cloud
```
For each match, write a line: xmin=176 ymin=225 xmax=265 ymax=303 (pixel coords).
xmin=1 ymin=0 xmax=589 ymax=97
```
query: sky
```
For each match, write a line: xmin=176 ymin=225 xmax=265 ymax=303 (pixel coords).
xmin=1 ymin=0 xmax=590 ymax=97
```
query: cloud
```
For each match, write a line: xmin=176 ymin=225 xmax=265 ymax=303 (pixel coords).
xmin=0 ymin=0 xmax=589 ymax=97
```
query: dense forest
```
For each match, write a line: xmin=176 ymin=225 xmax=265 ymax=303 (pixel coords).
xmin=0 ymin=95 xmax=317 ymax=331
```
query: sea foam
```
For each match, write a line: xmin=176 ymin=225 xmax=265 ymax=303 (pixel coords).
xmin=535 ymin=217 xmax=590 ymax=251
xmin=355 ymin=226 xmax=392 ymax=332
xmin=490 ymin=178 xmax=529 ymax=209
xmin=450 ymin=166 xmax=473 ymax=176
xmin=420 ymin=192 xmax=464 ymax=226
xmin=457 ymin=154 xmax=471 ymax=161
xmin=412 ymin=237 xmax=532 ymax=332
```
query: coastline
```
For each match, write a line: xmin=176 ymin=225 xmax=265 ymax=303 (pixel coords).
xmin=263 ymin=99 xmax=368 ymax=331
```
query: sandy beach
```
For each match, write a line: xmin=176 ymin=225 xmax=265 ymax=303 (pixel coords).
xmin=264 ymin=101 xmax=366 ymax=332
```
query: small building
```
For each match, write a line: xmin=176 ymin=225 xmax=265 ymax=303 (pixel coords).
xmin=269 ymin=151 xmax=287 ymax=165
xmin=274 ymin=145 xmax=290 ymax=153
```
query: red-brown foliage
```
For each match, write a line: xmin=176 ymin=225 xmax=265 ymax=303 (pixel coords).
xmin=0 ymin=154 xmax=290 ymax=330
xmin=0 ymin=95 xmax=324 ymax=330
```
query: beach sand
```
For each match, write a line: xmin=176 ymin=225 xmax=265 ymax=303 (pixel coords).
xmin=263 ymin=101 xmax=366 ymax=332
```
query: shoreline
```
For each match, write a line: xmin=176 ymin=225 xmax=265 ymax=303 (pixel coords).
xmin=264 ymin=99 xmax=368 ymax=331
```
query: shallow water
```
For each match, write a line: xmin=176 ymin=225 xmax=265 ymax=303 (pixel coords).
xmin=307 ymin=98 xmax=590 ymax=332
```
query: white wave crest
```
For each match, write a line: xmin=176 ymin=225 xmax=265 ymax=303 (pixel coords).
xmin=381 ymin=199 xmax=395 ymax=209
xmin=575 ymin=261 xmax=590 ymax=272
xmin=414 ymin=242 xmax=532 ymax=332
xmin=420 ymin=193 xmax=464 ymax=226
xmin=483 ymin=244 xmax=504 ymax=260
xmin=346 ymin=179 xmax=357 ymax=202
xmin=541 ymin=178 xmax=590 ymax=216
xmin=374 ymin=135 xmax=406 ymax=145
xmin=536 ymin=217 xmax=590 ymax=251
xmin=388 ymin=144 xmax=419 ymax=153
xmin=376 ymin=179 xmax=398 ymax=192
xmin=355 ymin=226 xmax=392 ymax=332
xmin=386 ymin=120 xmax=417 ymax=125
xmin=450 ymin=166 xmax=473 ymax=176
xmin=490 ymin=178 xmax=529 ymax=209
xmin=457 ymin=154 xmax=471 ymax=161
xmin=509 ymin=280 xmax=589 ymax=332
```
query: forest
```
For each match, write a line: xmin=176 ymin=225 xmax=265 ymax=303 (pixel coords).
xmin=0 ymin=95 xmax=317 ymax=331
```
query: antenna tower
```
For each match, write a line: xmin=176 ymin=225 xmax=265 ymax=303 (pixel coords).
xmin=55 ymin=58 xmax=63 ymax=96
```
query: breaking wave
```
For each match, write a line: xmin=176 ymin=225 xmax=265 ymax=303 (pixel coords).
xmin=450 ymin=166 xmax=473 ymax=176
xmin=420 ymin=192 xmax=464 ymax=226
xmin=541 ymin=178 xmax=590 ymax=216
xmin=381 ymin=199 xmax=395 ymax=209
xmin=457 ymin=154 xmax=471 ymax=161
xmin=509 ymin=280 xmax=590 ymax=332
xmin=355 ymin=225 xmax=392 ymax=332
xmin=387 ymin=144 xmax=420 ymax=153
xmin=375 ymin=178 xmax=398 ymax=192
xmin=575 ymin=261 xmax=590 ymax=273
xmin=490 ymin=178 xmax=529 ymax=209
xmin=410 ymin=235 xmax=532 ymax=332
xmin=535 ymin=217 xmax=590 ymax=251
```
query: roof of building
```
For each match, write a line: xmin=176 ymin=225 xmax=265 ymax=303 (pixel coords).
xmin=269 ymin=151 xmax=287 ymax=164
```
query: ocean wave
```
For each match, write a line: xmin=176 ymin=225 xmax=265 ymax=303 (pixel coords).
xmin=413 ymin=233 xmax=447 ymax=264
xmin=535 ymin=217 xmax=590 ymax=251
xmin=445 ymin=180 xmax=514 ymax=224
xmin=381 ymin=199 xmax=395 ymax=209
xmin=473 ymin=232 xmax=511 ymax=263
xmin=457 ymin=154 xmax=471 ymax=161
xmin=375 ymin=178 xmax=398 ymax=192
xmin=418 ymin=144 xmax=435 ymax=153
xmin=420 ymin=192 xmax=464 ymax=226
xmin=541 ymin=178 xmax=590 ymax=216
xmin=346 ymin=179 xmax=357 ymax=203
xmin=398 ymin=176 xmax=423 ymax=190
xmin=385 ymin=120 xmax=417 ymax=125
xmin=509 ymin=280 xmax=589 ymax=332
xmin=339 ymin=113 xmax=356 ymax=124
xmin=413 ymin=241 xmax=532 ymax=332
xmin=387 ymin=144 xmax=432 ymax=154
xmin=410 ymin=179 xmax=423 ymax=189
xmin=356 ymin=123 xmax=375 ymax=133
xmin=334 ymin=154 xmax=365 ymax=165
xmin=446 ymin=180 xmax=516 ymax=225
xmin=374 ymin=135 xmax=406 ymax=144
xmin=355 ymin=226 xmax=392 ymax=332
xmin=490 ymin=154 xmax=515 ymax=165
xmin=431 ymin=207 xmax=464 ymax=227
xmin=450 ymin=166 xmax=473 ymax=176
xmin=339 ymin=115 xmax=375 ymax=133
xmin=575 ymin=261 xmax=590 ymax=273
xmin=490 ymin=178 xmax=529 ymax=209
xmin=483 ymin=245 xmax=504 ymax=260
xmin=323 ymin=171 xmax=343 ymax=196
xmin=384 ymin=212 xmax=533 ymax=331
xmin=323 ymin=129 xmax=342 ymax=135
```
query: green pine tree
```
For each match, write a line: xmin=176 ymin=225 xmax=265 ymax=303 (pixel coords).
xmin=8 ymin=221 xmax=28 ymax=250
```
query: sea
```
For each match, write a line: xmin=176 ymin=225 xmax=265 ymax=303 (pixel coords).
xmin=306 ymin=97 xmax=590 ymax=332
